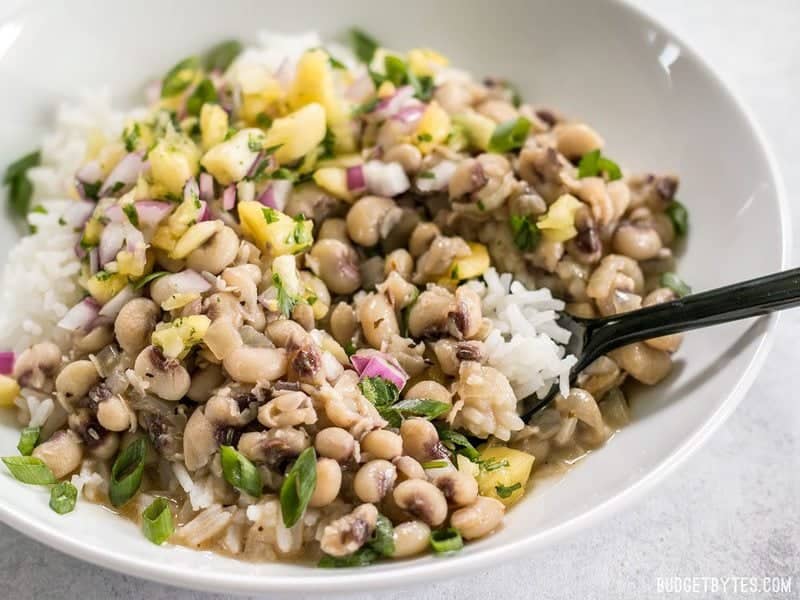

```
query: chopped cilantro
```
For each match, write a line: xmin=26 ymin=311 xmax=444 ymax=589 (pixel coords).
xmin=418 ymin=170 xmax=435 ymax=179
xmin=161 ymin=56 xmax=200 ymax=98
xmin=204 ymin=39 xmax=243 ymax=72
xmin=272 ymin=273 xmax=298 ymax=317
xmin=122 ymin=203 xmax=139 ymax=227
xmin=262 ymin=207 xmax=279 ymax=224
xmin=122 ymin=122 xmax=141 ymax=152
xmin=417 ymin=133 xmax=433 ymax=143
xmin=352 ymin=97 xmax=379 ymax=117
xmin=488 ymin=117 xmax=531 ymax=153
xmin=328 ymin=55 xmax=347 ymax=70
xmin=255 ymin=112 xmax=273 ymax=129
xmin=495 ymin=482 xmax=522 ymax=498
xmin=349 ymin=28 xmax=380 ymax=64
xmin=319 ymin=128 xmax=336 ymax=160
xmin=186 ymin=78 xmax=218 ymax=117
xmin=509 ymin=214 xmax=540 ymax=252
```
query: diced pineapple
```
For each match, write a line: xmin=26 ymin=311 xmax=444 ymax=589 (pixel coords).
xmin=200 ymin=103 xmax=229 ymax=151
xmin=235 ymin=63 xmax=286 ymax=125
xmin=237 ymin=201 xmax=314 ymax=256
xmin=316 ymin=154 xmax=364 ymax=169
xmin=330 ymin=120 xmax=357 ymax=155
xmin=407 ymin=48 xmax=449 ymax=76
xmin=288 ymin=49 xmax=349 ymax=126
xmin=151 ymin=194 xmax=205 ymax=252
xmin=96 ymin=142 xmax=127 ymax=176
xmin=116 ymin=250 xmax=148 ymax=277
xmin=86 ymin=271 xmax=128 ymax=304
xmin=263 ymin=103 xmax=327 ymax=165
xmin=171 ymin=221 xmax=223 ymax=259
xmin=201 ymin=128 xmax=265 ymax=186
xmin=161 ymin=292 xmax=201 ymax=311
xmin=376 ymin=81 xmax=396 ymax=98
xmin=453 ymin=111 xmax=496 ymax=152
xmin=537 ymin=194 xmax=582 ymax=242
xmin=81 ymin=217 xmax=104 ymax=247
xmin=0 ymin=375 xmax=20 ymax=408
xmin=151 ymin=315 xmax=211 ymax=359
xmin=149 ymin=134 xmax=201 ymax=197
xmin=475 ymin=446 xmax=535 ymax=507
xmin=415 ymin=101 xmax=451 ymax=154
xmin=443 ymin=242 xmax=490 ymax=283
xmin=313 ymin=167 xmax=353 ymax=202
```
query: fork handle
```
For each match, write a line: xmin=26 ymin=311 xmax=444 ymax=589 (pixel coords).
xmin=580 ymin=267 xmax=800 ymax=366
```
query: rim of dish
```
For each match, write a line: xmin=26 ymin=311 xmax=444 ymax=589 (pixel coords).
xmin=0 ymin=0 xmax=790 ymax=593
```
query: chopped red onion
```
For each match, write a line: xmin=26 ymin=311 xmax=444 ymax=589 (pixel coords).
xmin=76 ymin=161 xmax=103 ymax=185
xmin=346 ymin=72 xmax=376 ymax=103
xmin=0 ymin=351 xmax=14 ymax=375
xmin=57 ymin=298 xmax=100 ymax=333
xmin=74 ymin=241 xmax=87 ymax=259
xmin=222 ymin=185 xmax=236 ymax=210
xmin=351 ymin=350 xmax=409 ymax=391
xmin=99 ymin=285 xmax=138 ymax=318
xmin=61 ymin=201 xmax=95 ymax=230
xmin=416 ymin=160 xmax=458 ymax=193
xmin=88 ymin=247 xmax=99 ymax=275
xmin=99 ymin=152 xmax=146 ymax=197
xmin=370 ymin=86 xmax=416 ymax=121
xmin=198 ymin=200 xmax=210 ymax=222
xmin=158 ymin=270 xmax=213 ymax=297
xmin=199 ymin=173 xmax=214 ymax=201
xmin=392 ymin=102 xmax=425 ymax=125
xmin=184 ymin=177 xmax=200 ymax=204
xmin=346 ymin=165 xmax=366 ymax=192
xmin=363 ymin=161 xmax=410 ymax=197
xmin=257 ymin=180 xmax=292 ymax=211
xmin=99 ymin=222 xmax=125 ymax=265
xmin=246 ymin=151 xmax=270 ymax=179
xmin=135 ymin=200 xmax=173 ymax=228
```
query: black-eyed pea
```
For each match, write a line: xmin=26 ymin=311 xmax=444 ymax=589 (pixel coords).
xmin=133 ymin=345 xmax=191 ymax=401
xmin=55 ymin=359 xmax=99 ymax=404
xmin=361 ymin=429 xmax=403 ymax=460
xmin=403 ymin=380 xmax=452 ymax=406
xmin=400 ymin=418 xmax=446 ymax=463
xmin=384 ymin=143 xmax=423 ymax=174
xmin=391 ymin=520 xmax=432 ymax=558
xmin=317 ymin=218 xmax=349 ymax=243
xmin=408 ymin=222 xmax=441 ymax=258
xmin=96 ymin=395 xmax=132 ymax=432
xmin=553 ymin=122 xmax=604 ymax=160
xmin=392 ymin=479 xmax=448 ymax=527
xmin=612 ymin=222 xmax=663 ymax=261
xmin=450 ymin=496 xmax=506 ymax=540
xmin=222 ymin=347 xmax=288 ymax=384
xmin=433 ymin=471 xmax=479 ymax=507
xmin=307 ymin=239 xmax=362 ymax=295
xmin=113 ymin=298 xmax=161 ymax=357
xmin=314 ymin=427 xmax=356 ymax=463
xmin=384 ymin=249 xmax=414 ymax=281
xmin=353 ymin=459 xmax=397 ymax=503
xmin=308 ymin=458 xmax=342 ymax=508
xmin=185 ymin=225 xmax=239 ymax=274
xmin=329 ymin=302 xmax=358 ymax=347
xmin=393 ymin=456 xmax=426 ymax=481
xmin=320 ymin=503 xmax=378 ymax=557
xmin=608 ymin=342 xmax=672 ymax=385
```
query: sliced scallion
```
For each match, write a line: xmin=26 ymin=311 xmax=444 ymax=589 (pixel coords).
xmin=161 ymin=57 xmax=200 ymax=98
xmin=279 ymin=447 xmax=317 ymax=528
xmin=666 ymin=200 xmax=689 ymax=236
xmin=661 ymin=272 xmax=692 ymax=298
xmin=49 ymin=481 xmax=77 ymax=514
xmin=488 ymin=117 xmax=531 ymax=153
xmin=220 ymin=445 xmax=262 ymax=498
xmin=17 ymin=426 xmax=40 ymax=456
xmin=430 ymin=528 xmax=463 ymax=554
xmin=1 ymin=456 xmax=55 ymax=485
xmin=109 ymin=437 xmax=147 ymax=507
xmin=142 ymin=497 xmax=175 ymax=545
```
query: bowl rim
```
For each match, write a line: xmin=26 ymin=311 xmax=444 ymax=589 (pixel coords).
xmin=0 ymin=0 xmax=791 ymax=594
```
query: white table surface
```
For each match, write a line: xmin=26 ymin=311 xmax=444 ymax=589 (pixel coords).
xmin=1 ymin=1 xmax=799 ymax=598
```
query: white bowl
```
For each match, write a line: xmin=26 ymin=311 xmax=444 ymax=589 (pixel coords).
xmin=0 ymin=0 xmax=789 ymax=594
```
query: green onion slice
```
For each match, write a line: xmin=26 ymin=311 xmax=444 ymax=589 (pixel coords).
xmin=205 ymin=39 xmax=243 ymax=72
xmin=577 ymin=149 xmax=622 ymax=181
xmin=161 ymin=56 xmax=200 ymax=98
xmin=318 ymin=547 xmax=379 ymax=568
xmin=666 ymin=200 xmax=689 ymax=236
xmin=142 ymin=497 xmax=175 ymax=545
xmin=17 ymin=426 xmax=41 ymax=456
xmin=109 ymin=437 xmax=147 ymax=507
xmin=430 ymin=528 xmax=464 ymax=554
xmin=49 ymin=481 xmax=78 ymax=514
xmin=279 ymin=447 xmax=317 ymax=528
xmin=1 ymin=456 xmax=55 ymax=485
xmin=488 ymin=117 xmax=531 ymax=153
xmin=220 ymin=445 xmax=263 ymax=498
xmin=661 ymin=272 xmax=692 ymax=298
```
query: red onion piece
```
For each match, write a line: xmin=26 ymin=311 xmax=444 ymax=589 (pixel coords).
xmin=99 ymin=285 xmax=138 ymax=318
xmin=76 ymin=161 xmax=103 ymax=185
xmin=184 ymin=177 xmax=200 ymax=204
xmin=416 ymin=160 xmax=458 ymax=193
xmin=99 ymin=152 xmax=146 ymax=197
xmin=257 ymin=180 xmax=291 ymax=211
xmin=198 ymin=200 xmax=210 ymax=222
xmin=74 ymin=241 xmax=87 ymax=259
xmin=351 ymin=350 xmax=409 ymax=391
xmin=246 ymin=151 xmax=270 ymax=179
xmin=346 ymin=165 xmax=366 ymax=192
xmin=346 ymin=72 xmax=375 ymax=103
xmin=199 ymin=173 xmax=214 ymax=202
xmin=99 ymin=223 xmax=125 ymax=265
xmin=61 ymin=201 xmax=95 ymax=230
xmin=135 ymin=200 xmax=173 ymax=228
xmin=158 ymin=270 xmax=213 ymax=297
xmin=88 ymin=247 xmax=99 ymax=275
xmin=392 ymin=102 xmax=425 ymax=125
xmin=222 ymin=185 xmax=236 ymax=210
xmin=57 ymin=298 xmax=100 ymax=333
xmin=370 ymin=86 xmax=415 ymax=121
xmin=0 ymin=351 xmax=14 ymax=375
xmin=363 ymin=161 xmax=410 ymax=197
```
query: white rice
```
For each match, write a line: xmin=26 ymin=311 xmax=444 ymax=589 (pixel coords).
xmin=468 ymin=268 xmax=577 ymax=401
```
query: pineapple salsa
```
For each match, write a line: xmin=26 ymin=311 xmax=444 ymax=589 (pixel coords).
xmin=0 ymin=27 xmax=687 ymax=565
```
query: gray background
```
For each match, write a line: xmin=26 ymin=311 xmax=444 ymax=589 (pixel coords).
xmin=1 ymin=0 xmax=798 ymax=598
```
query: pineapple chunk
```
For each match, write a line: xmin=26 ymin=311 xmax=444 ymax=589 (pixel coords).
xmin=96 ymin=142 xmax=127 ymax=177
xmin=453 ymin=111 xmax=496 ymax=152
xmin=200 ymin=103 xmax=229 ymax=151
xmin=237 ymin=201 xmax=314 ymax=256
xmin=415 ymin=101 xmax=451 ymax=154
xmin=288 ymin=49 xmax=349 ymax=126
xmin=263 ymin=103 xmax=327 ymax=165
xmin=116 ymin=250 xmax=148 ymax=277
xmin=161 ymin=292 xmax=200 ymax=311
xmin=149 ymin=134 xmax=201 ymax=197
xmin=201 ymin=128 xmax=266 ymax=186
xmin=152 ymin=315 xmax=211 ymax=359
xmin=81 ymin=216 xmax=104 ymax=247
xmin=151 ymin=194 xmax=205 ymax=252
xmin=313 ymin=167 xmax=353 ymax=202
xmin=171 ymin=220 xmax=223 ymax=259
xmin=475 ymin=446 xmax=535 ymax=507
xmin=407 ymin=48 xmax=449 ymax=76
xmin=537 ymin=194 xmax=582 ymax=242
xmin=376 ymin=81 xmax=396 ymax=98
xmin=0 ymin=375 xmax=20 ymax=408
xmin=86 ymin=271 xmax=128 ymax=304
xmin=443 ymin=242 xmax=490 ymax=283
xmin=235 ymin=63 xmax=286 ymax=124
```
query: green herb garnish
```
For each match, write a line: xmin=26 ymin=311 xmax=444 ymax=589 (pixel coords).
xmin=352 ymin=97 xmax=379 ymax=117
xmin=133 ymin=270 xmax=169 ymax=290
xmin=186 ymin=78 xmax=218 ymax=117
xmin=81 ymin=180 xmax=102 ymax=201
xmin=255 ymin=112 xmax=273 ymax=129
xmin=370 ymin=514 xmax=395 ymax=557
xmin=418 ymin=170 xmax=435 ymax=179
xmin=391 ymin=398 xmax=450 ymax=420
xmin=109 ymin=437 xmax=147 ymax=507
xmin=161 ymin=56 xmax=200 ymax=98
xmin=16 ymin=426 xmax=40 ymax=456
xmin=220 ymin=445 xmax=262 ymax=497
xmin=488 ymin=117 xmax=531 ymax=153
xmin=320 ymin=127 xmax=336 ymax=160
xmin=279 ymin=447 xmax=317 ymax=528
xmin=577 ymin=149 xmax=622 ymax=181
xmin=495 ymin=482 xmax=522 ymax=498
xmin=285 ymin=215 xmax=312 ymax=246
xmin=666 ymin=200 xmax=688 ymax=236
xmin=417 ymin=133 xmax=433 ymax=143
xmin=358 ymin=376 xmax=400 ymax=407
xmin=4 ymin=150 xmax=40 ymax=219
xmin=430 ymin=528 xmax=463 ymax=554
xmin=318 ymin=513 xmax=394 ymax=567
xmin=436 ymin=426 xmax=480 ymax=461
xmin=509 ymin=214 xmax=540 ymax=252
xmin=122 ymin=122 xmax=141 ymax=152
xmin=262 ymin=207 xmax=279 ymax=223
xmin=319 ymin=546 xmax=379 ymax=568
xmin=349 ymin=28 xmax=380 ymax=64
xmin=329 ymin=55 xmax=347 ymax=70
xmin=142 ymin=497 xmax=175 ymax=545
xmin=122 ymin=203 xmax=139 ymax=227
xmin=205 ymin=39 xmax=243 ymax=72
xmin=1 ymin=456 xmax=55 ymax=485
xmin=49 ymin=481 xmax=78 ymax=514
xmin=480 ymin=458 xmax=510 ymax=472
xmin=272 ymin=273 xmax=299 ymax=318
xmin=421 ymin=460 xmax=449 ymax=470
xmin=661 ymin=272 xmax=692 ymax=298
